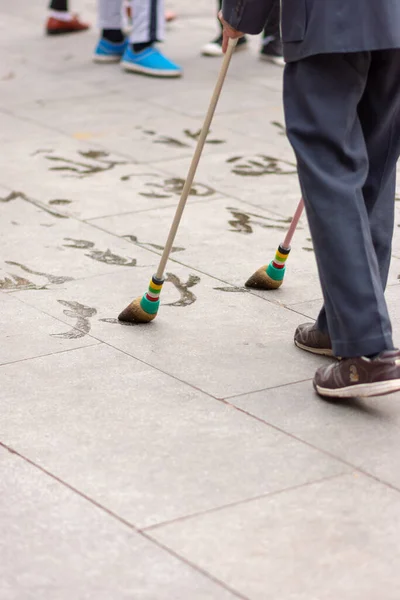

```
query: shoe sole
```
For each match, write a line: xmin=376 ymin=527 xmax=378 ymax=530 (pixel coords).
xmin=294 ymin=340 xmax=334 ymax=358
xmin=47 ymin=29 xmax=88 ymax=35
xmin=93 ymin=54 xmax=123 ymax=63
xmin=315 ymin=378 xmax=400 ymax=399
xmin=121 ymin=61 xmax=182 ymax=77
xmin=201 ymin=43 xmax=248 ymax=57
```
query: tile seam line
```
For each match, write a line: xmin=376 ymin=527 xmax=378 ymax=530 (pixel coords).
xmin=226 ymin=402 xmax=400 ymax=495
xmin=0 ymin=442 xmax=248 ymax=600
xmin=83 ymin=195 xmax=225 ymax=222
xmin=86 ymin=191 xmax=292 ymax=221
xmin=143 ymin=80 xmax=282 ymax=118
xmin=0 ymin=341 xmax=101 ymax=369
xmin=142 ymin=472 xmax=348 ymax=533
xmin=222 ymin=376 xmax=314 ymax=401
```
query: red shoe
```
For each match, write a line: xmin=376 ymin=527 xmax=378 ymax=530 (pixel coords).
xmin=46 ymin=14 xmax=90 ymax=35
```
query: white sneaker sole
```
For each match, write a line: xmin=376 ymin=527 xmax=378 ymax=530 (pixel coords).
xmin=201 ymin=43 xmax=248 ymax=57
xmin=260 ymin=54 xmax=285 ymax=67
xmin=315 ymin=379 xmax=400 ymax=398
xmin=294 ymin=340 xmax=334 ymax=358
xmin=121 ymin=61 xmax=182 ymax=77
xmin=93 ymin=54 xmax=122 ymax=63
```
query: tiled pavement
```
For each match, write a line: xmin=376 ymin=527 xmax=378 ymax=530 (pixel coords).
xmin=1 ymin=1 xmax=400 ymax=598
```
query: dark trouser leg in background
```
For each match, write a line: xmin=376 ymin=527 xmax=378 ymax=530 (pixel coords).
xmin=263 ymin=1 xmax=280 ymax=41
xmin=284 ymin=51 xmax=400 ymax=357
xmin=49 ymin=0 xmax=68 ymax=10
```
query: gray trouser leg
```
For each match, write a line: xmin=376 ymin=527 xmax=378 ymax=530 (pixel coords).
xmin=98 ymin=0 xmax=123 ymax=30
xmin=284 ymin=51 xmax=400 ymax=357
xmin=130 ymin=0 xmax=165 ymax=43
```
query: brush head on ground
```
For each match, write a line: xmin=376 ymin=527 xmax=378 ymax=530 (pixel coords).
xmin=245 ymin=265 xmax=283 ymax=290
xmin=118 ymin=297 xmax=157 ymax=323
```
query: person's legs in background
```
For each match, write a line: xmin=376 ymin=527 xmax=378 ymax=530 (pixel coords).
xmin=94 ymin=0 xmax=182 ymax=77
xmin=94 ymin=0 xmax=127 ymax=62
xmin=260 ymin=1 xmax=284 ymax=66
xmin=46 ymin=0 xmax=89 ymax=35
xmin=121 ymin=0 xmax=182 ymax=77
xmin=201 ymin=0 xmax=283 ymax=64
xmin=201 ymin=0 xmax=247 ymax=57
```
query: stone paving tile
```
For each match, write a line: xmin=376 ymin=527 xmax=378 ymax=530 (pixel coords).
xmin=0 ymin=198 xmax=159 ymax=283
xmin=230 ymin=378 xmax=400 ymax=490
xmin=2 ymin=1 xmax=400 ymax=597
xmin=0 ymin=27 xmax=96 ymax=107
xmin=150 ymin=474 xmax=400 ymax=600
xmin=0 ymin=293 xmax=100 ymax=365
xmin=0 ymin=447 xmax=237 ymax=600
xmin=214 ymin=105 xmax=289 ymax=147
xmin=0 ymin=112 xmax=223 ymax=220
xmin=92 ymin=197 xmax=323 ymax=304
xmin=14 ymin=94 xmax=269 ymax=166
xmin=0 ymin=344 xmax=346 ymax=529
xmin=14 ymin=266 xmax=329 ymax=398
xmin=142 ymin=71 xmax=274 ymax=119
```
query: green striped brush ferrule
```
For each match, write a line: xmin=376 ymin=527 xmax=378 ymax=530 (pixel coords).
xmin=140 ymin=295 xmax=160 ymax=315
xmin=266 ymin=262 xmax=286 ymax=281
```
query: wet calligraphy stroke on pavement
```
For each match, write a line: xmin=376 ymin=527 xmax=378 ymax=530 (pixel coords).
xmin=0 ymin=261 xmax=74 ymax=291
xmin=139 ymin=177 xmax=215 ymax=199
xmin=43 ymin=150 xmax=129 ymax=178
xmin=0 ymin=190 xmax=68 ymax=219
xmin=227 ymin=155 xmax=297 ymax=177
xmin=52 ymin=300 xmax=97 ymax=339
xmin=227 ymin=207 xmax=293 ymax=235
xmin=214 ymin=286 xmax=248 ymax=293
xmin=302 ymin=237 xmax=314 ymax=252
xmin=183 ymin=129 xmax=225 ymax=145
xmin=136 ymin=126 xmax=225 ymax=148
xmin=63 ymin=239 xmax=137 ymax=267
xmin=122 ymin=234 xmax=184 ymax=254
xmin=164 ymin=273 xmax=200 ymax=307
xmin=271 ymin=121 xmax=287 ymax=137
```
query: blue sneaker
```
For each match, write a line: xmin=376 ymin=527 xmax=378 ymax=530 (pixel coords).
xmin=93 ymin=38 xmax=127 ymax=63
xmin=121 ymin=45 xmax=182 ymax=78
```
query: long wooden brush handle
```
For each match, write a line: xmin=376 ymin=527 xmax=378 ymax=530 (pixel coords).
xmin=155 ymin=37 xmax=238 ymax=279
xmin=282 ymin=197 xmax=305 ymax=250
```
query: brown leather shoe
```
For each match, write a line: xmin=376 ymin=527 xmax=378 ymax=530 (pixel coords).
xmin=314 ymin=350 xmax=400 ymax=398
xmin=46 ymin=15 xmax=90 ymax=35
xmin=294 ymin=322 xmax=333 ymax=357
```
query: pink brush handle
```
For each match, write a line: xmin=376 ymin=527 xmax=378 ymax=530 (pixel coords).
xmin=282 ymin=198 xmax=304 ymax=250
